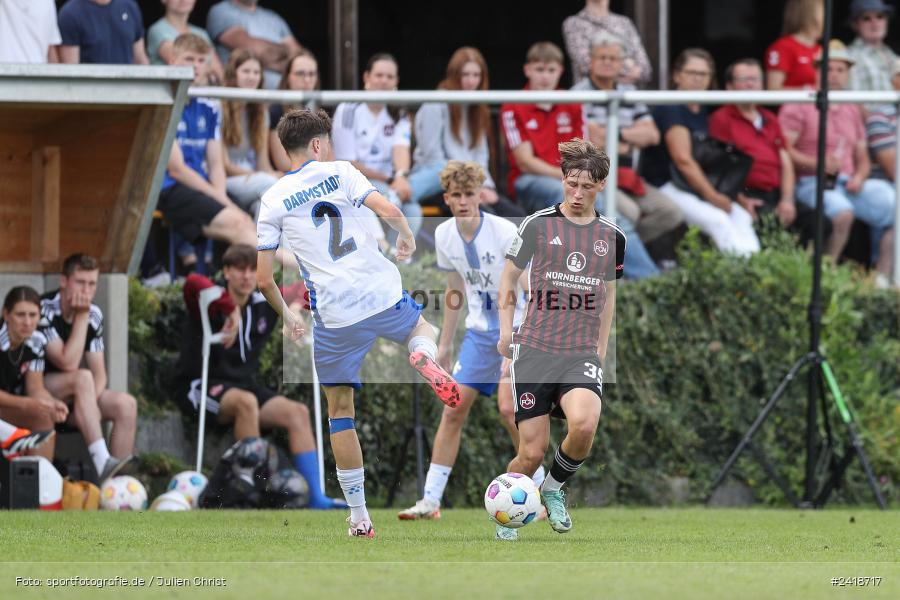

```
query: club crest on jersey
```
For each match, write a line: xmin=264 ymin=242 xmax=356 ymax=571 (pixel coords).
xmin=594 ymin=239 xmax=609 ymax=257
xmin=557 ymin=112 xmax=573 ymax=134
xmin=383 ymin=123 xmax=395 ymax=137
xmin=481 ymin=251 xmax=496 ymax=265
xmin=20 ymin=363 xmax=29 ymax=375
xmin=519 ymin=392 xmax=536 ymax=409
xmin=566 ymin=252 xmax=586 ymax=273
xmin=257 ymin=318 xmax=268 ymax=334
xmin=209 ymin=384 xmax=224 ymax=398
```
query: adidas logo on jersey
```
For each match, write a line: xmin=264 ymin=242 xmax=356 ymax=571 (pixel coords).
xmin=549 ymin=236 xmax=563 ymax=246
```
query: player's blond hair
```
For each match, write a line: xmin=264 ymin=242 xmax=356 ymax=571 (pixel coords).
xmin=439 ymin=160 xmax=486 ymax=193
xmin=559 ymin=138 xmax=610 ymax=183
xmin=172 ymin=33 xmax=211 ymax=56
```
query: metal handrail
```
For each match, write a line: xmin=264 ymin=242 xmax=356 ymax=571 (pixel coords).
xmin=187 ymin=86 xmax=900 ymax=285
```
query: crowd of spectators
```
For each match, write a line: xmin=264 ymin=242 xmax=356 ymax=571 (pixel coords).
xmin=1 ymin=0 xmax=896 ymax=284
xmin=0 ymin=0 xmax=898 ymax=495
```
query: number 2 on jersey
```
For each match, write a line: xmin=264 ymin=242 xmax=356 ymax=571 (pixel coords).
xmin=312 ymin=201 xmax=357 ymax=261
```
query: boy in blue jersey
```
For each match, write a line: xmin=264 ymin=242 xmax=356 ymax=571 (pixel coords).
xmin=398 ymin=161 xmax=543 ymax=521
xmin=157 ymin=33 xmax=256 ymax=268
xmin=256 ymin=108 xmax=461 ymax=538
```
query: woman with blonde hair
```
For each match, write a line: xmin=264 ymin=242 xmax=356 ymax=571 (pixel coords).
xmin=412 ymin=47 xmax=524 ymax=217
xmin=765 ymin=0 xmax=824 ymax=90
xmin=269 ymin=49 xmax=320 ymax=172
xmin=221 ymin=49 xmax=278 ymax=220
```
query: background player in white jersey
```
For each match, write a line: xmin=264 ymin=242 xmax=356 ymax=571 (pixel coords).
xmin=397 ymin=161 xmax=543 ymax=520
xmin=256 ymin=108 xmax=460 ymax=539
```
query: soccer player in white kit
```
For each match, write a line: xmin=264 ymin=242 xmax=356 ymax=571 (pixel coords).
xmin=256 ymin=109 xmax=461 ymax=539
xmin=397 ymin=161 xmax=543 ymax=520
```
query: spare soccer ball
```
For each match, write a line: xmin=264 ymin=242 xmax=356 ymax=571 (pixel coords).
xmin=484 ymin=472 xmax=542 ymax=529
xmin=167 ymin=470 xmax=208 ymax=508
xmin=100 ymin=475 xmax=147 ymax=511
xmin=150 ymin=490 xmax=191 ymax=511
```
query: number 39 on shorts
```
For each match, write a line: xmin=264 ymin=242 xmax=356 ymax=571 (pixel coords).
xmin=583 ymin=362 xmax=602 ymax=385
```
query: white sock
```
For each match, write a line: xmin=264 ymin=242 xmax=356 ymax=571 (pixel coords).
xmin=423 ymin=463 xmax=452 ymax=505
xmin=531 ymin=465 xmax=546 ymax=489
xmin=407 ymin=335 xmax=437 ymax=361
xmin=540 ymin=471 xmax=564 ymax=493
xmin=88 ymin=439 xmax=111 ymax=474
xmin=336 ymin=467 xmax=369 ymax=523
xmin=0 ymin=419 xmax=17 ymax=441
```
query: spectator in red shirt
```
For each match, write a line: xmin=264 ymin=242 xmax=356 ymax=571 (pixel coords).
xmin=709 ymin=58 xmax=826 ymax=247
xmin=501 ymin=42 xmax=586 ymax=213
xmin=766 ymin=0 xmax=824 ymax=90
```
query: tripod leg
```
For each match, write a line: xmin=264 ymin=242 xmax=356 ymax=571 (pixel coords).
xmin=413 ymin=383 xmax=426 ymax=499
xmin=748 ymin=442 xmax=801 ymax=507
xmin=710 ymin=353 xmax=814 ymax=494
xmin=385 ymin=427 xmax=415 ymax=508
xmin=819 ymin=361 xmax=888 ymax=509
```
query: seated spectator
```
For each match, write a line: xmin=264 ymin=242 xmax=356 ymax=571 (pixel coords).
xmin=176 ymin=244 xmax=346 ymax=509
xmin=710 ymin=58 xmax=826 ymax=248
xmin=206 ymin=0 xmax=301 ymax=89
xmin=503 ymin=42 xmax=659 ymax=279
xmin=269 ymin=49 xmax=320 ymax=172
xmin=573 ymin=32 xmax=684 ymax=263
xmin=332 ymin=53 xmax=422 ymax=239
xmin=765 ymin=0 xmax=823 ymax=90
xmin=40 ymin=254 xmax=136 ymax=475
xmin=57 ymin=0 xmax=149 ymax=65
xmin=147 ymin=0 xmax=224 ymax=84
xmin=640 ymin=48 xmax=760 ymax=256
xmin=413 ymin=46 xmax=525 ymax=219
xmin=221 ymin=49 xmax=279 ymax=221
xmin=848 ymin=0 xmax=898 ymax=92
xmin=780 ymin=40 xmax=895 ymax=277
xmin=562 ymin=0 xmax=651 ymax=86
xmin=500 ymin=42 xmax=584 ymax=214
xmin=866 ymin=58 xmax=900 ymax=180
xmin=0 ymin=287 xmax=64 ymax=463
xmin=0 ymin=0 xmax=61 ymax=64
xmin=158 ymin=34 xmax=257 ymax=270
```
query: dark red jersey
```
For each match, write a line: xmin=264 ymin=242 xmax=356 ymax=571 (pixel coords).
xmin=506 ymin=204 xmax=626 ymax=354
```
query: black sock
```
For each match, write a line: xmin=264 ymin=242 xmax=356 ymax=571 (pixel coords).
xmin=546 ymin=446 xmax=584 ymax=489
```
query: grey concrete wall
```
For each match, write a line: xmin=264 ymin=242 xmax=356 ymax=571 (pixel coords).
xmin=0 ymin=272 xmax=128 ymax=392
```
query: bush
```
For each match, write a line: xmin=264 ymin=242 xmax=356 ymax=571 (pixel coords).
xmin=130 ymin=234 xmax=899 ymax=506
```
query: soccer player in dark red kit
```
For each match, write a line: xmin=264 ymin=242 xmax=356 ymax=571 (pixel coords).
xmin=496 ymin=138 xmax=625 ymax=541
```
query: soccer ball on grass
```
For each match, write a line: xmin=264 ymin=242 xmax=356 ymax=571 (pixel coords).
xmin=484 ymin=472 xmax=541 ymax=528
xmin=100 ymin=475 xmax=148 ymax=511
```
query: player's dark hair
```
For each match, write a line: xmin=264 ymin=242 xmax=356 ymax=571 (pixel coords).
xmin=277 ymin=108 xmax=332 ymax=154
xmin=559 ymin=138 xmax=610 ymax=183
xmin=62 ymin=253 xmax=98 ymax=277
xmin=3 ymin=286 xmax=41 ymax=313
xmin=724 ymin=58 xmax=762 ymax=84
xmin=222 ymin=244 xmax=257 ymax=270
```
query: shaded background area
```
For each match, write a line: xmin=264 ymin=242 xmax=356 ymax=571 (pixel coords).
xmin=64 ymin=0 xmax=885 ymax=89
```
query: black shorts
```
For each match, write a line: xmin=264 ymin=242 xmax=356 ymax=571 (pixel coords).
xmin=158 ymin=183 xmax=225 ymax=243
xmin=178 ymin=377 xmax=279 ymax=425
xmin=509 ymin=343 xmax=603 ymax=424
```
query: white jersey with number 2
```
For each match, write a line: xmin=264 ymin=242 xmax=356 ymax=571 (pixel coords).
xmin=257 ymin=159 xmax=403 ymax=328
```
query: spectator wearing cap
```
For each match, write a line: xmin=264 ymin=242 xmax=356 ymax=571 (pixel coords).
xmin=766 ymin=0 xmax=824 ymax=90
xmin=848 ymin=0 xmax=898 ymax=92
xmin=865 ymin=58 xmax=900 ymax=180
xmin=780 ymin=40 xmax=895 ymax=277
xmin=57 ymin=0 xmax=149 ymax=65
xmin=710 ymin=58 xmax=826 ymax=248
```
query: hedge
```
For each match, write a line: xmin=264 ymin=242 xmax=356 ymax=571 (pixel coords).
xmin=129 ymin=227 xmax=899 ymax=506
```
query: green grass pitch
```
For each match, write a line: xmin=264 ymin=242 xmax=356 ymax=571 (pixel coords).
xmin=0 ymin=508 xmax=896 ymax=599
